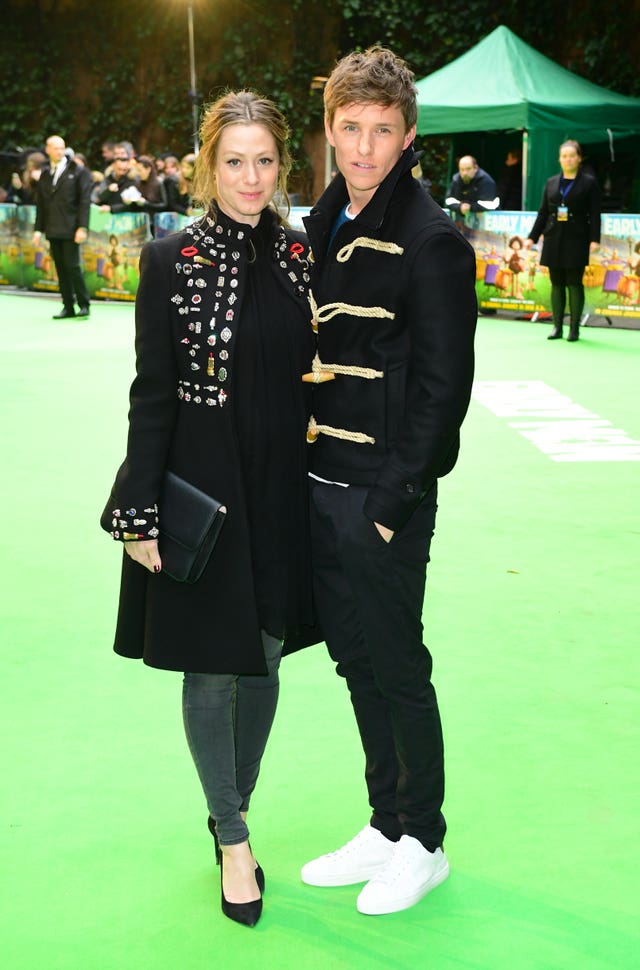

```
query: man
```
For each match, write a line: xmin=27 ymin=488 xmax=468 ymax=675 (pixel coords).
xmin=101 ymin=140 xmax=116 ymax=173
xmin=33 ymin=134 xmax=93 ymax=319
xmin=445 ymin=154 xmax=499 ymax=217
xmin=496 ymin=149 xmax=523 ymax=211
xmin=299 ymin=48 xmax=477 ymax=915
xmin=94 ymin=144 xmax=141 ymax=212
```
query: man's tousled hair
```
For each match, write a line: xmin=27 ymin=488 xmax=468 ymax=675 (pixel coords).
xmin=324 ymin=47 xmax=417 ymax=131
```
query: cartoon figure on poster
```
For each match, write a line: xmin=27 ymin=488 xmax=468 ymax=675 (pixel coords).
xmin=482 ymin=244 xmax=501 ymax=289
xmin=106 ymin=233 xmax=126 ymax=290
xmin=601 ymin=248 xmax=626 ymax=294
xmin=33 ymin=236 xmax=57 ymax=282
xmin=502 ymin=235 xmax=526 ymax=299
xmin=524 ymin=248 xmax=539 ymax=294
xmin=620 ymin=241 xmax=640 ymax=305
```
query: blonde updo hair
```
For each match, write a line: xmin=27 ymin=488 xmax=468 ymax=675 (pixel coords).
xmin=192 ymin=90 xmax=292 ymax=219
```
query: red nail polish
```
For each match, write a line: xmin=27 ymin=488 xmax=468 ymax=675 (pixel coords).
xmin=153 ymin=565 xmax=161 ymax=573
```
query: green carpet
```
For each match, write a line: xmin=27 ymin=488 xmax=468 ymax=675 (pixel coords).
xmin=1 ymin=292 xmax=638 ymax=969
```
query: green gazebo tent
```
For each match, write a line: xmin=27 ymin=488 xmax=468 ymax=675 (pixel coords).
xmin=415 ymin=25 xmax=640 ymax=209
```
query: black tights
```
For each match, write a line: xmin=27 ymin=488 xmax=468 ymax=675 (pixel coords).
xmin=549 ymin=267 xmax=585 ymax=327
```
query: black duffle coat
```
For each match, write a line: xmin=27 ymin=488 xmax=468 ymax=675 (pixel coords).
xmin=303 ymin=148 xmax=478 ymax=532
xmin=101 ymin=207 xmax=314 ymax=675
xmin=528 ymin=168 xmax=601 ymax=269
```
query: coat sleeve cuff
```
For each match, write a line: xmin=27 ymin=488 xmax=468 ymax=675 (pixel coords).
xmin=363 ymin=484 xmax=422 ymax=532
xmin=106 ymin=501 xmax=159 ymax=542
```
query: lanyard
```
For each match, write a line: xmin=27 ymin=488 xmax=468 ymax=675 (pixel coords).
xmin=559 ymin=177 xmax=574 ymax=203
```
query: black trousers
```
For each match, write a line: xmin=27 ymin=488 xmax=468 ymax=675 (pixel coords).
xmin=310 ymin=479 xmax=445 ymax=851
xmin=49 ymin=237 xmax=90 ymax=311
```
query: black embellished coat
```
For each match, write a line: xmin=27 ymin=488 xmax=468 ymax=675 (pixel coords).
xmin=528 ymin=169 xmax=601 ymax=269
xmin=101 ymin=207 xmax=314 ymax=675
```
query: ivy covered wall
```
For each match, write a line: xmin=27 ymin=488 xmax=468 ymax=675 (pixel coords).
xmin=2 ymin=0 xmax=638 ymax=202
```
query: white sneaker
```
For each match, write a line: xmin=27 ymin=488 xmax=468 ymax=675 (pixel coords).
xmin=356 ymin=835 xmax=449 ymax=915
xmin=301 ymin=825 xmax=397 ymax=887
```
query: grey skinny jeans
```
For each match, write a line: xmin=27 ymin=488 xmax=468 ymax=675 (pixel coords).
xmin=182 ymin=631 xmax=282 ymax=846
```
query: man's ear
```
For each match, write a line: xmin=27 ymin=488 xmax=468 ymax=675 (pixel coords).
xmin=403 ymin=125 xmax=417 ymax=151
xmin=324 ymin=116 xmax=336 ymax=148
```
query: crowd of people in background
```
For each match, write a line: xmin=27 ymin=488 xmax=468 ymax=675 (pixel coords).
xmin=0 ymin=139 xmax=197 ymax=217
xmin=1 ymin=137 xmax=528 ymax=218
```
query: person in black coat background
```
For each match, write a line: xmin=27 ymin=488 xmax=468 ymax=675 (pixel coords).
xmin=32 ymin=135 xmax=93 ymax=318
xmin=496 ymin=148 xmax=523 ymax=211
xmin=526 ymin=140 xmax=601 ymax=341
xmin=101 ymin=92 xmax=314 ymax=928
xmin=133 ymin=155 xmax=168 ymax=214
xmin=298 ymin=48 xmax=477 ymax=916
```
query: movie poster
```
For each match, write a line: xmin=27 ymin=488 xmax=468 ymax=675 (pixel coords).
xmin=585 ymin=214 xmax=640 ymax=320
xmin=463 ymin=211 xmax=640 ymax=321
xmin=19 ymin=204 xmax=61 ymax=293
xmin=0 ymin=204 xmax=22 ymax=287
xmin=462 ymin=211 xmax=546 ymax=314
xmin=84 ymin=209 xmax=150 ymax=301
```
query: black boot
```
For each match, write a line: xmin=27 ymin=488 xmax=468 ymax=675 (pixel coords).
xmin=567 ymin=323 xmax=579 ymax=342
xmin=547 ymin=325 xmax=563 ymax=340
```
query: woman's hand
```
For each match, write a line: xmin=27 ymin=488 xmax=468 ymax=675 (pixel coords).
xmin=124 ymin=538 xmax=162 ymax=573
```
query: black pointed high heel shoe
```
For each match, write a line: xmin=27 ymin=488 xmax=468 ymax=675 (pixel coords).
xmin=219 ymin=854 xmax=262 ymax=927
xmin=207 ymin=816 xmax=265 ymax=893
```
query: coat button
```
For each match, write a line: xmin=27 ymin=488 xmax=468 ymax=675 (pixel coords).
xmin=405 ymin=483 xmax=415 ymax=493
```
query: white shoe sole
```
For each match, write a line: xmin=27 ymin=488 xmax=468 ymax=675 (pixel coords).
xmin=356 ymin=860 xmax=450 ymax=915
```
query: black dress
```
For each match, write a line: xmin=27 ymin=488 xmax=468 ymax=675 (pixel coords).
xmin=233 ymin=212 xmax=311 ymax=640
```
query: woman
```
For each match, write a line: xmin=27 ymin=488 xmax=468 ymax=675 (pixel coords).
xmin=5 ymin=151 xmax=47 ymax=205
xmin=101 ymin=91 xmax=314 ymax=927
xmin=164 ymin=151 xmax=196 ymax=215
xmin=133 ymin=155 xmax=168 ymax=214
xmin=525 ymin=140 xmax=600 ymax=341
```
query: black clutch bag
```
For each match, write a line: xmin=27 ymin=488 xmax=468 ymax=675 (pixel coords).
xmin=159 ymin=471 xmax=227 ymax=583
